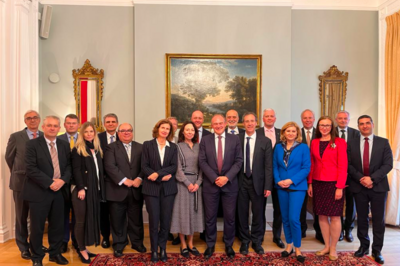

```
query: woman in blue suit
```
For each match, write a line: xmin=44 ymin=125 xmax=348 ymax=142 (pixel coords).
xmin=273 ymin=121 xmax=311 ymax=263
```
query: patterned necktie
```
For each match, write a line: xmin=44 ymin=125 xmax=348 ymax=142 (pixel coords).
xmin=246 ymin=137 xmax=251 ymax=178
xmin=110 ymin=136 xmax=114 ymax=143
xmin=306 ymin=130 xmax=311 ymax=148
xmin=33 ymin=132 xmax=37 ymax=139
xmin=124 ymin=144 xmax=131 ymax=162
xmin=70 ymin=135 xmax=75 ymax=150
xmin=217 ymin=135 xmax=223 ymax=174
xmin=340 ymin=130 xmax=346 ymax=140
xmin=49 ymin=142 xmax=61 ymax=179
xmin=231 ymin=129 xmax=235 ymax=135
xmin=363 ymin=138 xmax=370 ymax=176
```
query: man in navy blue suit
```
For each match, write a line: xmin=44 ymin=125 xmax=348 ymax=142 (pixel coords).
xmin=199 ymin=114 xmax=243 ymax=259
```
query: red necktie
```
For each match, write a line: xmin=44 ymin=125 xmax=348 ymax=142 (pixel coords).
xmin=363 ymin=137 xmax=370 ymax=176
xmin=33 ymin=132 xmax=37 ymax=139
xmin=217 ymin=135 xmax=223 ymax=174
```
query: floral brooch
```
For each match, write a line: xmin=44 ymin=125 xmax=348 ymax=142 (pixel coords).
xmin=330 ymin=143 xmax=336 ymax=149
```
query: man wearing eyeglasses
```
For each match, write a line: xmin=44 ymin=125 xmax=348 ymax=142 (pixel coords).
xmin=104 ymin=123 xmax=146 ymax=257
xmin=97 ymin=113 xmax=119 ymax=248
xmin=5 ymin=110 xmax=44 ymax=260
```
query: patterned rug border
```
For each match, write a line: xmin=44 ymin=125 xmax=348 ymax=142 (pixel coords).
xmin=90 ymin=251 xmax=381 ymax=266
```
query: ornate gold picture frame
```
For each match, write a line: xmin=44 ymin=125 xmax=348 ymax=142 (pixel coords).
xmin=166 ymin=54 xmax=262 ymax=126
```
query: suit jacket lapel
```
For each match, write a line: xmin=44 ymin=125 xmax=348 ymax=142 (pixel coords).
xmin=118 ymin=141 xmax=130 ymax=164
xmin=164 ymin=144 xmax=171 ymax=167
xmin=56 ymin=140 xmax=65 ymax=170
xmin=211 ymin=134 xmax=218 ymax=166
xmin=354 ymin=137 xmax=363 ymax=171
xmin=20 ymin=129 xmax=30 ymax=142
xmin=152 ymin=139 xmax=162 ymax=168
xmin=39 ymin=137 xmax=53 ymax=166
xmin=370 ymin=136 xmax=379 ymax=169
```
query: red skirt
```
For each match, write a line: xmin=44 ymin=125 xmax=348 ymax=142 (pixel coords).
xmin=313 ymin=180 xmax=344 ymax=216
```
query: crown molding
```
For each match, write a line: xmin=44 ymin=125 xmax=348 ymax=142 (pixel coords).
xmin=38 ymin=0 xmax=381 ymax=10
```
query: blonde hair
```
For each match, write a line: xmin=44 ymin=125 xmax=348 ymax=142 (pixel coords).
xmin=280 ymin=121 xmax=302 ymax=143
xmin=75 ymin=122 xmax=103 ymax=157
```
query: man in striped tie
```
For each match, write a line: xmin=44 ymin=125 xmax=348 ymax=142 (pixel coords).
xmin=6 ymin=110 xmax=43 ymax=260
xmin=23 ymin=115 xmax=72 ymax=266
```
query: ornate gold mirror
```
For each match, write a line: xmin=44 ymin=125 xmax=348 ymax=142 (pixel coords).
xmin=319 ymin=65 xmax=348 ymax=118
xmin=72 ymin=59 xmax=104 ymax=132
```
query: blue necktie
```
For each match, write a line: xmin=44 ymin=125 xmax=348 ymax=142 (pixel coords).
xmin=246 ymin=137 xmax=251 ymax=178
xmin=110 ymin=136 xmax=114 ymax=143
xmin=231 ymin=130 xmax=235 ymax=135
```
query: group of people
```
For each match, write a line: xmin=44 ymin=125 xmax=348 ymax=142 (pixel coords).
xmin=5 ymin=108 xmax=392 ymax=266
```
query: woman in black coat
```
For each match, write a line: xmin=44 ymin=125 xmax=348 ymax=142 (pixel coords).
xmin=142 ymin=119 xmax=177 ymax=263
xmin=71 ymin=122 xmax=105 ymax=264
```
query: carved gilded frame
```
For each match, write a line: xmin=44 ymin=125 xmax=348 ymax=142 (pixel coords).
xmin=166 ymin=53 xmax=262 ymax=127
xmin=72 ymin=59 xmax=104 ymax=132
xmin=319 ymin=65 xmax=348 ymax=118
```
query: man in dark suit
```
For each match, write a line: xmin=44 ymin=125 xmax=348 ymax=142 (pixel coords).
xmin=199 ymin=114 xmax=243 ymax=259
xmin=256 ymin=108 xmax=284 ymax=248
xmin=225 ymin=109 xmax=245 ymax=135
xmin=23 ymin=115 xmax=72 ymax=266
xmin=5 ymin=110 xmax=43 ymax=260
xmin=348 ymin=115 xmax=393 ymax=264
xmin=57 ymin=114 xmax=79 ymax=253
xmin=237 ymin=112 xmax=272 ymax=255
xmin=299 ymin=109 xmax=321 ymax=242
xmin=335 ymin=110 xmax=360 ymax=242
xmin=104 ymin=123 xmax=146 ymax=257
xmin=97 ymin=113 xmax=119 ymax=248
xmin=191 ymin=110 xmax=211 ymax=143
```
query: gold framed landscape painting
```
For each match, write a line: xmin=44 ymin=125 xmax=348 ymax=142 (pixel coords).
xmin=166 ymin=54 xmax=262 ymax=127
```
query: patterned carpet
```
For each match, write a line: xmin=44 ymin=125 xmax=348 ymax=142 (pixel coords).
xmin=90 ymin=252 xmax=380 ymax=265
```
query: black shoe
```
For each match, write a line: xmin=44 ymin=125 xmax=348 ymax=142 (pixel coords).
xmin=339 ymin=231 xmax=344 ymax=241
xmin=42 ymin=246 xmax=49 ymax=253
xmin=180 ymin=247 xmax=190 ymax=258
xmin=86 ymin=251 xmax=97 ymax=258
xmin=240 ymin=243 xmax=249 ymax=255
xmin=33 ymin=261 xmax=43 ymax=266
xmin=273 ymin=238 xmax=285 ymax=248
xmin=77 ymin=251 xmax=91 ymax=264
xmin=225 ymin=246 xmax=235 ymax=258
xmin=345 ymin=230 xmax=354 ymax=242
xmin=160 ymin=248 xmax=168 ymax=262
xmin=281 ymin=249 xmax=294 ymax=258
xmin=372 ymin=250 xmax=385 ymax=264
xmin=315 ymin=233 xmax=325 ymax=244
xmin=167 ymin=233 xmax=174 ymax=241
xmin=21 ymin=250 xmax=31 ymax=260
xmin=60 ymin=242 xmax=68 ymax=253
xmin=302 ymin=231 xmax=306 ymax=238
xmin=204 ymin=246 xmax=215 ymax=259
xmin=131 ymin=244 xmax=147 ymax=253
xmin=296 ymin=254 xmax=306 ymax=263
xmin=354 ymin=247 xmax=369 ymax=257
xmin=188 ymin=247 xmax=200 ymax=256
xmin=252 ymin=243 xmax=265 ymax=254
xmin=172 ymin=236 xmax=181 ymax=245
xmin=113 ymin=250 xmax=123 ymax=258
xmin=151 ymin=251 xmax=159 ymax=262
xmin=49 ymin=254 xmax=69 ymax=265
xmin=101 ymin=238 xmax=110 ymax=249
xmin=200 ymin=232 xmax=206 ymax=241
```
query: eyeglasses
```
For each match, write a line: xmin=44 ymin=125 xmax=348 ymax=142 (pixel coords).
xmin=119 ymin=129 xmax=133 ymax=133
xmin=25 ymin=116 xmax=39 ymax=121
xmin=319 ymin=124 xmax=332 ymax=128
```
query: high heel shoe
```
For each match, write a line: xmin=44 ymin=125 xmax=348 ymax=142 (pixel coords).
xmin=296 ymin=254 xmax=306 ymax=263
xmin=281 ymin=249 xmax=293 ymax=258
xmin=316 ymin=250 xmax=329 ymax=256
xmin=77 ymin=251 xmax=91 ymax=264
xmin=86 ymin=251 xmax=97 ymax=258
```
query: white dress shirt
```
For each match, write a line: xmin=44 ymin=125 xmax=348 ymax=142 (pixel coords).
xmin=44 ymin=137 xmax=58 ymax=153
xmin=227 ymin=127 xmax=239 ymax=135
xmin=244 ymin=132 xmax=256 ymax=172
xmin=106 ymin=132 xmax=117 ymax=144
xmin=157 ymin=139 xmax=170 ymax=166
xmin=214 ymin=132 xmax=226 ymax=160
xmin=264 ymin=127 xmax=276 ymax=147
xmin=337 ymin=126 xmax=348 ymax=142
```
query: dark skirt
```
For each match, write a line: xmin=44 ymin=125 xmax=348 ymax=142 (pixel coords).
xmin=313 ymin=180 xmax=344 ymax=216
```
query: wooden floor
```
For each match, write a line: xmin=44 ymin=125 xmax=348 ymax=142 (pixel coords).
xmin=1 ymin=222 xmax=399 ymax=265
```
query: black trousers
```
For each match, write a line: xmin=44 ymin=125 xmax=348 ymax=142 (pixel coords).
xmin=13 ymin=191 xmax=30 ymax=252
xmin=29 ymin=191 xmax=64 ymax=261
xmin=144 ymin=189 xmax=175 ymax=252
xmin=300 ymin=193 xmax=308 ymax=235
xmin=341 ymin=188 xmax=356 ymax=232
xmin=271 ymin=187 xmax=282 ymax=240
xmin=237 ymin=177 xmax=266 ymax=245
xmin=71 ymin=189 xmax=87 ymax=250
xmin=354 ymin=189 xmax=387 ymax=252
xmin=109 ymin=190 xmax=144 ymax=251
xmin=203 ymin=189 xmax=238 ymax=247
xmin=100 ymin=202 xmax=110 ymax=240
xmin=63 ymin=198 xmax=76 ymax=244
